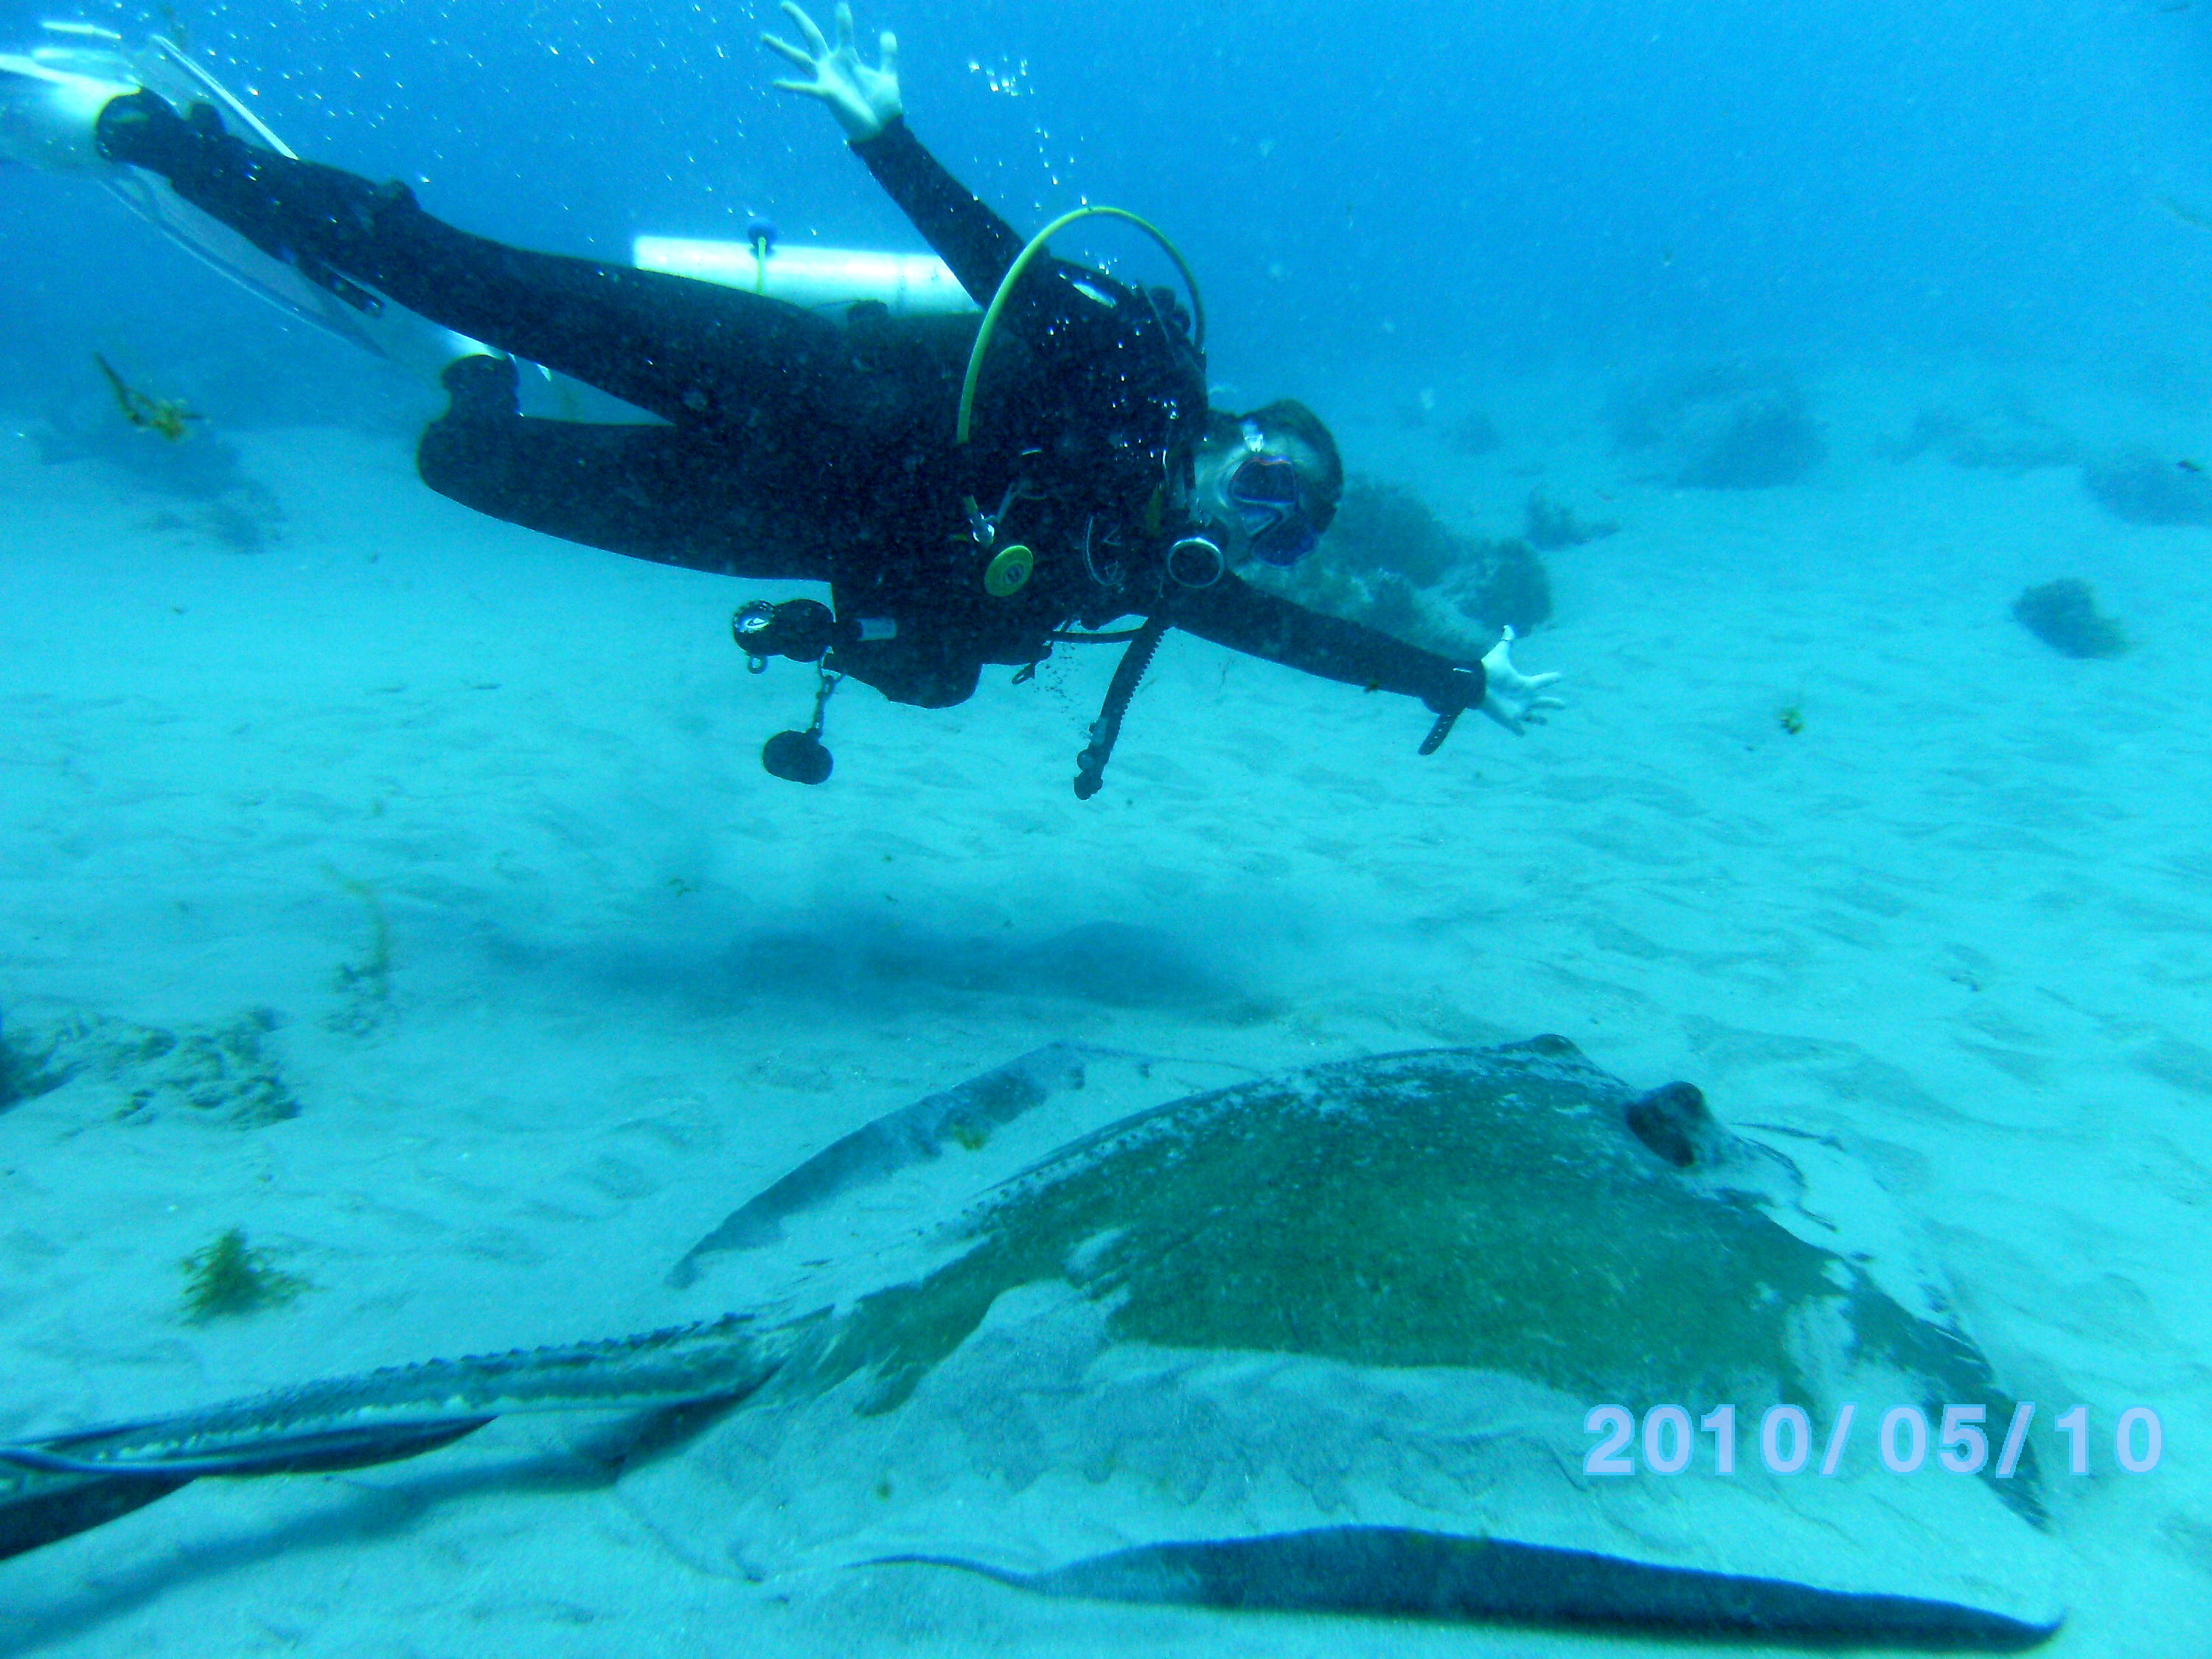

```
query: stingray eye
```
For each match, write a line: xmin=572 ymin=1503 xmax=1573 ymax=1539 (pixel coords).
xmin=1625 ymin=1082 xmax=1709 ymax=1168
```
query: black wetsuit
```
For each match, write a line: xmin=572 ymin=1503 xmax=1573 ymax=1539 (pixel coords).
xmin=97 ymin=96 xmax=1484 ymax=730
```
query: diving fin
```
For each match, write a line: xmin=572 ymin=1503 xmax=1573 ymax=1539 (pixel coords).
xmin=0 ymin=25 xmax=137 ymax=172
xmin=1 ymin=21 xmax=487 ymax=376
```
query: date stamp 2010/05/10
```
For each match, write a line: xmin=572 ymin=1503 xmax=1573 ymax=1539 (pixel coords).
xmin=1584 ymin=1402 xmax=2161 ymax=1478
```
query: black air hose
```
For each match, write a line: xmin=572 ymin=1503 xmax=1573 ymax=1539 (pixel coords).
xmin=1072 ymin=613 xmax=1170 ymax=800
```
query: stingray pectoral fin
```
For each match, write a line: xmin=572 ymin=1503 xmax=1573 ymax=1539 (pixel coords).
xmin=883 ymin=1528 xmax=2062 ymax=1652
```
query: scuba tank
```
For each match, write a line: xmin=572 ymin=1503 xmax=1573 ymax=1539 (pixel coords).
xmin=633 ymin=226 xmax=978 ymax=318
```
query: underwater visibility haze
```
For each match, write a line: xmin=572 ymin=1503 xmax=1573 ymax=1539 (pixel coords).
xmin=2 ymin=0 xmax=2211 ymax=1655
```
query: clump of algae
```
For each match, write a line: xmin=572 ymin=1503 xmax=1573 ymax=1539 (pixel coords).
xmin=322 ymin=866 xmax=392 ymax=1036
xmin=181 ymin=1228 xmax=308 ymax=1321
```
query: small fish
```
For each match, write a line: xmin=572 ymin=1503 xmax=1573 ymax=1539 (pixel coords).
xmin=2179 ymin=458 xmax=2202 ymax=473
xmin=92 ymin=354 xmax=201 ymax=442
xmin=2157 ymin=195 xmax=2212 ymax=233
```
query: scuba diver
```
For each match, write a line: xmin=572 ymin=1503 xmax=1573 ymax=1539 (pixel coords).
xmin=0 ymin=5 xmax=1563 ymax=795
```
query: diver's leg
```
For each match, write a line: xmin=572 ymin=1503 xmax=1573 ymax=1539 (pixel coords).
xmin=94 ymin=93 xmax=858 ymax=435
xmin=418 ymin=356 xmax=844 ymax=580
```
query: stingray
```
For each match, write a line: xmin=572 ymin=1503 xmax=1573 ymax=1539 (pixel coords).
xmin=0 ymin=1039 xmax=2061 ymax=1648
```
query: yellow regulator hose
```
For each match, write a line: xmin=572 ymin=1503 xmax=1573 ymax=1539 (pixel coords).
xmin=955 ymin=205 xmax=1206 ymax=449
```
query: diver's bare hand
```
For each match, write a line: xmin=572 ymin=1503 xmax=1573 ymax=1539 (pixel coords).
xmin=762 ymin=2 xmax=901 ymax=142
xmin=1478 ymin=627 xmax=1565 ymax=734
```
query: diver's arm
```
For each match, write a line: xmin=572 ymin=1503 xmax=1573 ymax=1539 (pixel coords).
xmin=763 ymin=2 xmax=902 ymax=139
xmin=1172 ymin=580 xmax=1564 ymax=734
xmin=1169 ymin=576 xmax=1482 ymax=713
xmin=848 ymin=119 xmax=1026 ymax=306
xmin=762 ymin=3 xmax=1024 ymax=304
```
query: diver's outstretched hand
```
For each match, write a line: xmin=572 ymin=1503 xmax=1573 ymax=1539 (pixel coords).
xmin=762 ymin=2 xmax=902 ymax=142
xmin=1478 ymin=627 xmax=1565 ymax=734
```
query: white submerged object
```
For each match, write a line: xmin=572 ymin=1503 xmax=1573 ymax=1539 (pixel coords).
xmin=633 ymin=234 xmax=978 ymax=316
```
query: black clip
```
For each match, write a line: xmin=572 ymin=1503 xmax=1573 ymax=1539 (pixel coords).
xmin=732 ymin=600 xmax=777 ymax=674
xmin=1418 ymin=666 xmax=1483 ymax=756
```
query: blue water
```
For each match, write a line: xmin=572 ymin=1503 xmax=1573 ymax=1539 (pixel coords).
xmin=8 ymin=0 xmax=2212 ymax=413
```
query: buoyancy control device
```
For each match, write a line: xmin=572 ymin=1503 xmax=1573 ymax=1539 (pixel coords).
xmin=727 ymin=207 xmax=1210 ymax=799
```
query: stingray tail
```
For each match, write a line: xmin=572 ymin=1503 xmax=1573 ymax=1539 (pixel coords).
xmin=0 ymin=1418 xmax=490 ymax=1562
xmin=0 ymin=1312 xmax=785 ymax=1561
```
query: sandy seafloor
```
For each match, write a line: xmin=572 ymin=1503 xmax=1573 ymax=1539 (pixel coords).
xmin=1 ymin=364 xmax=2209 ymax=1657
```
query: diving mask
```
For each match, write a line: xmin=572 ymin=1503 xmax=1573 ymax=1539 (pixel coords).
xmin=1225 ymin=423 xmax=1321 ymax=566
